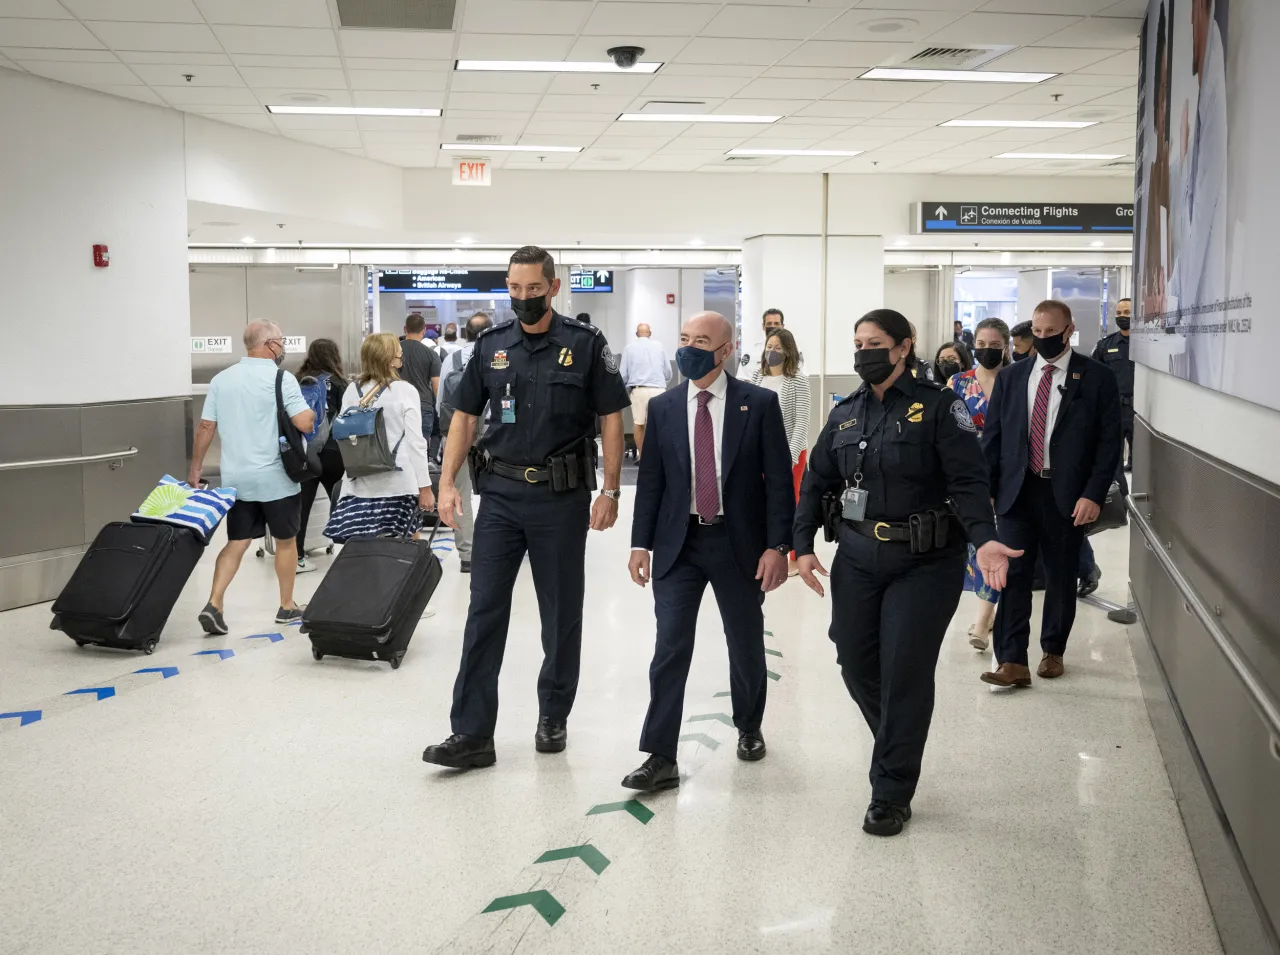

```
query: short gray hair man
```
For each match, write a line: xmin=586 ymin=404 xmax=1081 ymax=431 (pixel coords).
xmin=243 ymin=320 xmax=283 ymax=352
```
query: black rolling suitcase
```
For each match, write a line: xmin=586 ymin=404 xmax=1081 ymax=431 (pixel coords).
xmin=300 ymin=525 xmax=442 ymax=669
xmin=50 ymin=522 xmax=206 ymax=654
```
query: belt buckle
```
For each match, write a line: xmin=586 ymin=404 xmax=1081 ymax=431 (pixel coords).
xmin=524 ymin=467 xmax=538 ymax=484
xmin=697 ymin=515 xmax=715 ymax=526
xmin=873 ymin=521 xmax=891 ymax=542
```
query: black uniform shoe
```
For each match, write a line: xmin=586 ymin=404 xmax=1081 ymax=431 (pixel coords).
xmin=1077 ymin=566 xmax=1102 ymax=597
xmin=460 ymin=561 xmax=472 ymax=574
xmin=862 ymin=801 xmax=912 ymax=837
xmin=535 ymin=718 xmax=567 ymax=753
xmin=621 ymin=755 xmax=680 ymax=791
xmin=737 ymin=730 xmax=766 ymax=761
xmin=422 ymin=734 xmax=496 ymax=769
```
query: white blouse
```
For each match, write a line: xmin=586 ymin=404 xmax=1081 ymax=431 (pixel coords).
xmin=336 ymin=379 xmax=433 ymax=500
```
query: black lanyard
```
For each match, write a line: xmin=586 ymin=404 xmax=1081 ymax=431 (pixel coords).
xmin=848 ymin=391 xmax=896 ymax=488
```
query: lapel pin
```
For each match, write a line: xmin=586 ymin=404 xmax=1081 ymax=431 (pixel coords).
xmin=740 ymin=405 xmax=748 ymax=411
xmin=1072 ymin=372 xmax=1082 ymax=379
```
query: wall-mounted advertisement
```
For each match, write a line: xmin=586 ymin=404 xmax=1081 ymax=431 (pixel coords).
xmin=1133 ymin=0 xmax=1279 ymax=411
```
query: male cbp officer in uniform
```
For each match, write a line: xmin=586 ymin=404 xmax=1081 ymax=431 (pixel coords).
xmin=1091 ymin=297 xmax=1134 ymax=471
xmin=423 ymin=246 xmax=630 ymax=770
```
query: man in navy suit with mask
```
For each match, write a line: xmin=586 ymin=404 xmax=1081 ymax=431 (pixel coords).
xmin=622 ymin=311 xmax=795 ymax=791
xmin=979 ymin=300 xmax=1122 ymax=688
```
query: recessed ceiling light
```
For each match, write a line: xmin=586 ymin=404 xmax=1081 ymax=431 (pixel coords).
xmin=240 ymin=236 xmax=255 ymax=244
xmin=440 ymin=143 xmax=583 ymax=153
xmin=266 ymin=106 xmax=442 ymax=117
xmin=864 ymin=18 xmax=917 ymax=33
xmin=456 ymin=59 xmax=662 ymax=74
xmin=727 ymin=147 xmax=863 ymax=157
xmin=618 ymin=113 xmax=780 ymax=124
xmin=941 ymin=119 xmax=1097 ymax=129
xmin=860 ymin=68 xmax=1056 ymax=84
xmin=996 ymin=152 xmax=1124 ymax=160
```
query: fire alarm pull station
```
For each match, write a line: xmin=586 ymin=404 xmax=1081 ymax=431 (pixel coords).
xmin=93 ymin=245 xmax=109 ymax=268
xmin=666 ymin=293 xmax=675 ymax=304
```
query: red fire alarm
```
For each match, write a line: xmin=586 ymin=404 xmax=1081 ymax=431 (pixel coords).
xmin=93 ymin=244 xmax=110 ymax=268
xmin=666 ymin=293 xmax=675 ymax=304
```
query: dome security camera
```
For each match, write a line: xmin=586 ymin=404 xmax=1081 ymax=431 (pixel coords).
xmin=607 ymin=46 xmax=645 ymax=69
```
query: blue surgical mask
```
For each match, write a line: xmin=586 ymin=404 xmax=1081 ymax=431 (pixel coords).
xmin=676 ymin=343 xmax=726 ymax=380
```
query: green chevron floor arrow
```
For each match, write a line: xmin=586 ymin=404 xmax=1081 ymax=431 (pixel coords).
xmin=535 ymin=844 xmax=610 ymax=876
xmin=765 ymin=648 xmax=783 ymax=657
xmin=482 ymin=890 xmax=565 ymax=926
xmin=586 ymin=799 xmax=654 ymax=824
xmin=767 ymin=669 xmax=781 ymax=681
xmin=713 ymin=690 xmax=731 ymax=698
xmin=679 ymin=732 xmax=720 ymax=750
xmin=687 ymin=712 xmax=734 ymax=727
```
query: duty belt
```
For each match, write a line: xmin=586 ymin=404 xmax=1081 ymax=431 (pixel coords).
xmin=487 ymin=459 xmax=551 ymax=484
xmin=845 ymin=518 xmax=912 ymax=542
xmin=845 ymin=506 xmax=956 ymax=554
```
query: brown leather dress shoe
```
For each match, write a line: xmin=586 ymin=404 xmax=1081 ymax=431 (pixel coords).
xmin=980 ymin=663 xmax=1033 ymax=688
xmin=1037 ymin=654 xmax=1065 ymax=679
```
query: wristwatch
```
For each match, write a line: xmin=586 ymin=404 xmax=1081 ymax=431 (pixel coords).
xmin=772 ymin=544 xmax=789 ymax=556
xmin=602 ymin=489 xmax=622 ymax=501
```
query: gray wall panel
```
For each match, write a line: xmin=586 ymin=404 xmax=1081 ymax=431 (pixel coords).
xmin=81 ymin=399 xmax=188 ymax=539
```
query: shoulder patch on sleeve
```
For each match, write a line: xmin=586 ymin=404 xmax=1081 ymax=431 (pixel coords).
xmin=601 ymin=342 xmax=620 ymax=374
xmin=951 ymin=399 xmax=977 ymax=433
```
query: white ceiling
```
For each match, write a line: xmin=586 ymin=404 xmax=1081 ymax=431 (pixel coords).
xmin=0 ymin=0 xmax=1143 ymax=175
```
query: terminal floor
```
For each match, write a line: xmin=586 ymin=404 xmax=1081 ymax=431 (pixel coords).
xmin=0 ymin=503 xmax=1223 ymax=955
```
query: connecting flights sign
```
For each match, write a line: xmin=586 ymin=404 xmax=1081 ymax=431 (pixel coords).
xmin=917 ymin=202 xmax=1135 ymax=234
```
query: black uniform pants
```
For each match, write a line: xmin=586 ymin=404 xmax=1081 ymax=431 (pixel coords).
xmin=297 ymin=445 xmax=345 ymax=551
xmin=1121 ymin=405 xmax=1134 ymax=473
xmin=829 ymin=529 xmax=965 ymax=806
xmin=640 ymin=522 xmax=767 ymax=761
xmin=992 ymin=475 xmax=1085 ymax=667
xmin=449 ymin=475 xmax=589 ymax=737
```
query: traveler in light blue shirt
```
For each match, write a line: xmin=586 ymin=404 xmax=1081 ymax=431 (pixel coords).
xmin=619 ymin=323 xmax=672 ymax=460
xmin=189 ymin=320 xmax=315 ymax=635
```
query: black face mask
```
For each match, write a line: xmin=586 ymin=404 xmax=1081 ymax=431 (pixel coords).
xmin=937 ymin=360 xmax=961 ymax=382
xmin=1033 ymin=331 xmax=1068 ymax=360
xmin=855 ymin=347 xmax=898 ymax=385
xmin=1012 ymin=349 xmax=1031 ymax=362
xmin=1115 ymin=316 xmax=1131 ymax=330
xmin=974 ymin=347 xmax=1005 ymax=370
xmin=511 ymin=295 xmax=548 ymax=326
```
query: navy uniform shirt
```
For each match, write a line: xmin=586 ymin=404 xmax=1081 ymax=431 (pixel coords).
xmin=794 ymin=371 xmax=996 ymax=556
xmin=452 ymin=311 xmax=631 ymax=464
xmin=1091 ymin=331 xmax=1134 ymax=402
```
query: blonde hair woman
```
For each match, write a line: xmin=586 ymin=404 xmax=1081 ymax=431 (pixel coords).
xmin=324 ymin=333 xmax=435 ymax=541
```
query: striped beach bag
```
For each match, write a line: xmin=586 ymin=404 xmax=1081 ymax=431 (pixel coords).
xmin=132 ymin=475 xmax=237 ymax=543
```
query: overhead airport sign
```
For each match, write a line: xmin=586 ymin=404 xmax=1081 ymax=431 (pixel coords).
xmin=379 ymin=269 xmax=510 ymax=293
xmin=570 ymin=268 xmax=613 ymax=293
xmin=452 ymin=159 xmax=491 ymax=186
xmin=915 ymin=202 xmax=1134 ymax=234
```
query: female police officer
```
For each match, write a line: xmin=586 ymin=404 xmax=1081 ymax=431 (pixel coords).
xmin=794 ymin=309 xmax=1021 ymax=836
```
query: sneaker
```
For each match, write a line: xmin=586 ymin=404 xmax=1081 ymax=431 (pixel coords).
xmin=460 ymin=560 xmax=472 ymax=574
xmin=296 ymin=557 xmax=318 ymax=574
xmin=275 ymin=605 xmax=305 ymax=625
xmin=198 ymin=602 xmax=228 ymax=636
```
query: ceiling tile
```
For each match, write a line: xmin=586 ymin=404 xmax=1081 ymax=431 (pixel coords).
xmin=906 ymin=82 xmax=1020 ymax=104
xmin=462 ymin=0 xmax=591 ymax=35
xmin=240 ymin=66 xmax=347 ymax=89
xmin=201 ymin=111 xmax=276 ymax=130
xmin=537 ymin=92 xmax=632 ymax=112
xmin=876 ymin=101 xmax=971 ymax=121
xmin=23 ymin=59 xmax=137 ymax=84
xmin=284 ymin=129 xmax=364 ymax=148
xmin=445 ymin=109 xmax=532 ymax=122
xmin=824 ymin=77 xmax=937 ymax=101
xmin=673 ymin=134 xmax=753 ymax=149
xmin=793 ymin=99 xmax=897 ymax=119
xmin=115 ymin=50 xmax=229 ymax=64
xmin=734 ymin=76 xmax=846 ymax=99
xmin=451 ymin=71 xmax=553 ymax=94
xmin=982 ymin=45 xmax=1116 ymax=73
xmin=565 ymin=35 xmax=689 ymax=61
xmin=343 ymin=56 xmax=446 ymax=71
xmin=364 ymin=147 xmax=439 ymax=166
xmin=641 ymin=73 xmax=751 ymax=98
xmin=194 ymin=0 xmax=332 ymax=27
xmin=270 ymin=113 xmax=358 ymax=129
xmin=254 ymin=86 xmax=352 ymax=106
xmin=87 ymin=20 xmax=221 ymax=52
xmin=447 ymin=90 xmax=543 ymax=111
xmin=1035 ymin=16 xmax=1142 ymax=49
xmin=959 ymin=102 xmax=1067 ymax=120
xmin=761 ymin=65 xmax=862 ymax=80
xmin=674 ymin=37 xmax=801 ymax=66
xmin=357 ymin=129 xmax=441 ymax=145
xmin=213 ymin=24 xmax=338 ymax=55
xmin=153 ymin=83 xmax=259 ymax=105
xmin=655 ymin=63 xmax=760 ymax=77
xmin=230 ymin=53 xmax=342 ymax=68
xmin=129 ymin=63 xmax=244 ymax=86
xmin=91 ymin=82 xmax=166 ymax=103
xmin=349 ymin=69 xmax=447 ymax=91
xmin=581 ymin=1 xmax=717 ymax=36
xmin=352 ymin=90 xmax=446 ymax=108
xmin=923 ymin=12 xmax=1084 ymax=46
xmin=588 ymin=132 xmax=674 ymax=147
xmin=456 ymin=33 xmax=573 ymax=59
xmin=0 ymin=51 xmax=21 ymax=67
xmin=0 ymin=18 xmax=105 ymax=48
xmin=817 ymin=8 xmax=965 ymax=42
xmin=779 ymin=40 xmax=913 ymax=68
xmin=524 ymin=119 xmax=615 ymax=135
xmin=700 ymin=4 xmax=843 ymax=40
xmin=62 ymin=0 xmax=203 ymax=21
xmin=1101 ymin=0 xmax=1146 ymax=14
xmin=0 ymin=0 xmax=71 ymax=16
xmin=181 ymin=102 xmax=262 ymax=113
xmin=1076 ymin=51 xmax=1137 ymax=75
xmin=716 ymin=97 xmax=809 ymax=115
xmin=979 ymin=0 xmax=1113 ymax=12
xmin=359 ymin=115 xmax=446 ymax=132
xmin=544 ymin=71 xmax=651 ymax=96
xmin=339 ymin=28 xmax=455 ymax=59
xmin=3 ymin=45 xmax=116 ymax=60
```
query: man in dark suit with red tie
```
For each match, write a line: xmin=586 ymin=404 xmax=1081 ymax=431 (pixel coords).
xmin=979 ymin=300 xmax=1123 ymax=687
xmin=622 ymin=311 xmax=796 ymax=791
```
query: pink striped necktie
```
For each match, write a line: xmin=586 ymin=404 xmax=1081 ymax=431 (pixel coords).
xmin=694 ymin=389 xmax=719 ymax=520
xmin=1029 ymin=364 xmax=1056 ymax=473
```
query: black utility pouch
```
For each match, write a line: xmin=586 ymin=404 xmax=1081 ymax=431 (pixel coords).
xmin=821 ymin=494 xmax=841 ymax=543
xmin=550 ymin=457 xmax=568 ymax=491
xmin=909 ymin=512 xmax=935 ymax=554
xmin=932 ymin=508 xmax=950 ymax=550
xmin=564 ymin=453 xmax=579 ymax=490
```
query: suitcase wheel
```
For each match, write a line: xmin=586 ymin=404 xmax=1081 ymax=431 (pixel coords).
xmin=255 ymin=547 xmax=265 ymax=558
xmin=389 ymin=651 xmax=404 ymax=670
xmin=74 ymin=640 xmax=87 ymax=648
xmin=326 ymin=544 xmax=334 ymax=555
xmin=311 ymin=646 xmax=324 ymax=662
xmin=143 ymin=640 xmax=157 ymax=655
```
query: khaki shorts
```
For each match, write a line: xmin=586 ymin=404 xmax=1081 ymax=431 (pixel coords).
xmin=629 ymin=387 xmax=664 ymax=426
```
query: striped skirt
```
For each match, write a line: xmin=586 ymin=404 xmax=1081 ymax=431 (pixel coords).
xmin=324 ymin=495 xmax=422 ymax=543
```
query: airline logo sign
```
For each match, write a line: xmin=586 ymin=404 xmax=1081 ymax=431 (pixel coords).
xmin=453 ymin=160 xmax=491 ymax=186
xmin=191 ymin=336 xmax=232 ymax=354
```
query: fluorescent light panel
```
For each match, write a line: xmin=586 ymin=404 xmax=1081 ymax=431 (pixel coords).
xmin=727 ymin=148 xmax=863 ymax=157
xmin=266 ymin=106 xmax=441 ymax=116
xmin=456 ymin=59 xmax=662 ymax=74
xmin=440 ymin=143 xmax=582 ymax=153
xmin=941 ymin=119 xmax=1096 ymax=129
xmin=860 ymin=67 xmax=1056 ymax=84
xmin=618 ymin=113 xmax=779 ymax=124
xmin=996 ymin=152 xmax=1124 ymax=160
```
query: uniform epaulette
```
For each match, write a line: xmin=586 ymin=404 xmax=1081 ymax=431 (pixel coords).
xmin=563 ymin=316 xmax=601 ymax=335
xmin=477 ymin=319 xmax=514 ymax=339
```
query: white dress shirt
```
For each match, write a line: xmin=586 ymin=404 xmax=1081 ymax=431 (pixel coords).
xmin=620 ymin=337 xmax=672 ymax=389
xmin=688 ymin=371 xmax=728 ymax=516
xmin=1026 ymin=349 xmax=1072 ymax=470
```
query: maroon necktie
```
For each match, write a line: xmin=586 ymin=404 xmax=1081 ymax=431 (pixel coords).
xmin=694 ymin=390 xmax=719 ymax=520
xmin=1029 ymin=364 xmax=1056 ymax=473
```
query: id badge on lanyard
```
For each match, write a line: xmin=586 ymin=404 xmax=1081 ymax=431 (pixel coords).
xmin=500 ymin=383 xmax=516 ymax=424
xmin=841 ymin=402 xmax=880 ymax=522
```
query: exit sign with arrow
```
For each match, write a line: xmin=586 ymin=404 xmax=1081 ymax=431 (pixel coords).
xmin=569 ymin=268 xmax=613 ymax=293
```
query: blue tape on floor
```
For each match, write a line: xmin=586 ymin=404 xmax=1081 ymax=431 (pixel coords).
xmin=0 ymin=710 xmax=42 ymax=727
xmin=192 ymin=649 xmax=234 ymax=660
xmin=64 ymin=687 xmax=115 ymax=701
xmin=134 ymin=667 xmax=179 ymax=678
xmin=244 ymin=633 xmax=284 ymax=643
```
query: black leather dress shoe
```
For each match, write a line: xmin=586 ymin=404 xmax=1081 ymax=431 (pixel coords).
xmin=535 ymin=718 xmax=567 ymax=753
xmin=422 ymin=734 xmax=496 ymax=769
xmin=862 ymin=801 xmax=912 ymax=837
xmin=620 ymin=755 xmax=680 ymax=791
xmin=737 ymin=730 xmax=766 ymax=761
xmin=1077 ymin=566 xmax=1102 ymax=597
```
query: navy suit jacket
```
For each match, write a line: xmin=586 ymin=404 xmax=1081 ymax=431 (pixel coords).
xmin=982 ymin=350 xmax=1123 ymax=518
xmin=631 ymin=375 xmax=795 ymax=580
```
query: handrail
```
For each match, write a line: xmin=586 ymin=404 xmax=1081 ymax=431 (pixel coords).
xmin=1126 ymin=494 xmax=1280 ymax=762
xmin=0 ymin=447 xmax=139 ymax=473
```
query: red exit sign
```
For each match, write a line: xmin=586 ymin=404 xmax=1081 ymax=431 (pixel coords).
xmin=452 ymin=160 xmax=491 ymax=186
